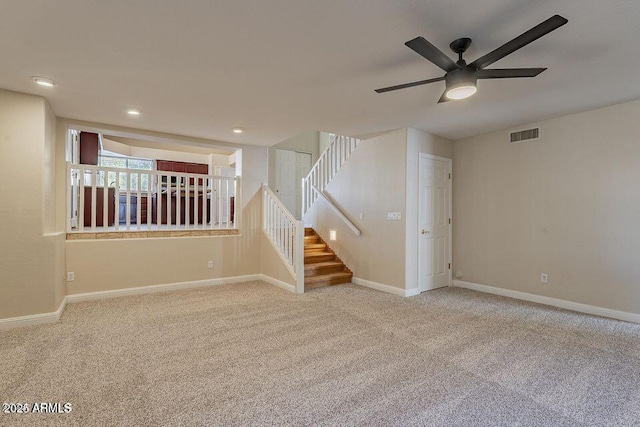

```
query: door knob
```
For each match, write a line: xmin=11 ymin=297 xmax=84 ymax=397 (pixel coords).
xmin=421 ymin=229 xmax=430 ymax=234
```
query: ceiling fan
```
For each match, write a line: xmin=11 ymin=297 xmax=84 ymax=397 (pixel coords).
xmin=375 ymin=15 xmax=568 ymax=102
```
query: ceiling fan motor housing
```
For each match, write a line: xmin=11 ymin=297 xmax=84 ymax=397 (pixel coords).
xmin=445 ymin=66 xmax=477 ymax=90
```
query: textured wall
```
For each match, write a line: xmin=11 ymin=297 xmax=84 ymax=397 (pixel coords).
xmin=0 ymin=89 xmax=61 ymax=318
xmin=453 ymin=99 xmax=640 ymax=314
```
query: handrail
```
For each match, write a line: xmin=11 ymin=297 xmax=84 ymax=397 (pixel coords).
xmin=263 ymin=184 xmax=298 ymax=225
xmin=311 ymin=185 xmax=361 ymax=236
xmin=69 ymin=163 xmax=237 ymax=181
xmin=262 ymin=184 xmax=305 ymax=293
xmin=301 ymin=134 xmax=360 ymax=218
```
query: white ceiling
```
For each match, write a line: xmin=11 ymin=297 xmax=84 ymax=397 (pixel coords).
xmin=1 ymin=0 xmax=639 ymax=146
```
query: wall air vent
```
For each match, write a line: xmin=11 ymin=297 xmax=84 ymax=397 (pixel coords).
xmin=509 ymin=126 xmax=541 ymax=143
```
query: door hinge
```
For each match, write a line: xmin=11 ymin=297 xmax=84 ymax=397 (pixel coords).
xmin=449 ymin=173 xmax=451 ymax=179
xmin=448 ymin=263 xmax=451 ymax=270
xmin=449 ymin=218 xmax=451 ymax=224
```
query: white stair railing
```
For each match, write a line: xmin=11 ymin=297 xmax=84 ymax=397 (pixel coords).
xmin=262 ymin=184 xmax=304 ymax=293
xmin=302 ymin=134 xmax=360 ymax=217
xmin=67 ymin=163 xmax=239 ymax=233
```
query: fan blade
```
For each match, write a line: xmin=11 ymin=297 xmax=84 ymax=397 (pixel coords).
xmin=438 ymin=90 xmax=451 ymax=103
xmin=477 ymin=68 xmax=546 ymax=79
xmin=375 ymin=76 xmax=444 ymax=93
xmin=471 ymin=15 xmax=568 ymax=69
xmin=405 ymin=37 xmax=459 ymax=72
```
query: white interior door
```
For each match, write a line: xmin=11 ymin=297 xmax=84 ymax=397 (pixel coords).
xmin=294 ymin=152 xmax=312 ymax=218
xmin=418 ymin=155 xmax=451 ymax=292
xmin=275 ymin=149 xmax=297 ymax=214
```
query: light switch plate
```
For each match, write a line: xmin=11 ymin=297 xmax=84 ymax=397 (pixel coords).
xmin=387 ymin=212 xmax=402 ymax=221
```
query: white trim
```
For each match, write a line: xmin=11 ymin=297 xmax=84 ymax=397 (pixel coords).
xmin=258 ymin=274 xmax=297 ymax=293
xmin=1 ymin=275 xmax=297 ymax=330
xmin=418 ymin=153 xmax=452 ymax=163
xmin=453 ymin=280 xmax=640 ymax=324
xmin=42 ymin=231 xmax=66 ymax=237
xmin=0 ymin=297 xmax=67 ymax=330
xmin=66 ymin=275 xmax=263 ymax=303
xmin=353 ymin=277 xmax=420 ymax=297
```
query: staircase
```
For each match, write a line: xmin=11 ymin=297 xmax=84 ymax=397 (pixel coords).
xmin=304 ymin=228 xmax=352 ymax=290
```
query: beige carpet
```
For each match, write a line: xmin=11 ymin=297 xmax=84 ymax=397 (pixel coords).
xmin=1 ymin=281 xmax=639 ymax=426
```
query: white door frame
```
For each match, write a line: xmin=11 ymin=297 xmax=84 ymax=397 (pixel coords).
xmin=418 ymin=153 xmax=452 ymax=288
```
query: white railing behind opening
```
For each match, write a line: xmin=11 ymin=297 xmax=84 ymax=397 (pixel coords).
xmin=301 ymin=134 xmax=360 ymax=217
xmin=67 ymin=163 xmax=239 ymax=233
xmin=262 ymin=184 xmax=304 ymax=293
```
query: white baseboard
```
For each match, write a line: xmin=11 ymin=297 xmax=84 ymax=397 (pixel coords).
xmin=453 ymin=280 xmax=640 ymax=324
xmin=0 ymin=297 xmax=67 ymax=330
xmin=258 ymin=274 xmax=297 ymax=293
xmin=353 ymin=277 xmax=420 ymax=297
xmin=66 ymin=275 xmax=264 ymax=303
xmin=1 ymin=275 xmax=296 ymax=330
xmin=405 ymin=287 xmax=421 ymax=297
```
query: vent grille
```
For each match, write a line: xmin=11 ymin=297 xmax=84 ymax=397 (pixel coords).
xmin=510 ymin=127 xmax=540 ymax=143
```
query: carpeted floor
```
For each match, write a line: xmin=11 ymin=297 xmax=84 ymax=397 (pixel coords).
xmin=1 ymin=281 xmax=639 ymax=426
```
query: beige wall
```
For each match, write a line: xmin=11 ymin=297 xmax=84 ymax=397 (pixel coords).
xmin=268 ymin=131 xmax=319 ymax=189
xmin=260 ymin=233 xmax=296 ymax=287
xmin=66 ymin=235 xmax=258 ymax=294
xmin=319 ymin=131 xmax=332 ymax=154
xmin=305 ymin=129 xmax=408 ymax=289
xmin=405 ymin=128 xmax=453 ymax=290
xmin=453 ymin=99 xmax=640 ymax=314
xmin=0 ymin=89 xmax=63 ymax=318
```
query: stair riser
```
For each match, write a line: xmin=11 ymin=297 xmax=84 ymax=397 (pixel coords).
xmin=304 ymin=254 xmax=335 ymax=263
xmin=304 ymin=244 xmax=327 ymax=252
xmin=304 ymin=266 xmax=346 ymax=277
xmin=305 ymin=275 xmax=353 ymax=289
xmin=304 ymin=248 xmax=328 ymax=254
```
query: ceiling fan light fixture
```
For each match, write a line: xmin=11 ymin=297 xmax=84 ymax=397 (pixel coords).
xmin=445 ymin=83 xmax=477 ymax=100
xmin=444 ymin=66 xmax=478 ymax=101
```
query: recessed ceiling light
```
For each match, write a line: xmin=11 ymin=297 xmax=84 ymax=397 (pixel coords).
xmin=30 ymin=76 xmax=56 ymax=87
xmin=126 ymin=109 xmax=142 ymax=116
xmin=232 ymin=128 xmax=243 ymax=134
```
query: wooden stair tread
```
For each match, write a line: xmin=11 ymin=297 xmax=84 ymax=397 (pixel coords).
xmin=304 ymin=261 xmax=346 ymax=277
xmin=304 ymin=253 xmax=335 ymax=264
xmin=304 ymin=261 xmax=344 ymax=270
xmin=304 ymin=272 xmax=353 ymax=290
xmin=304 ymin=243 xmax=327 ymax=251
